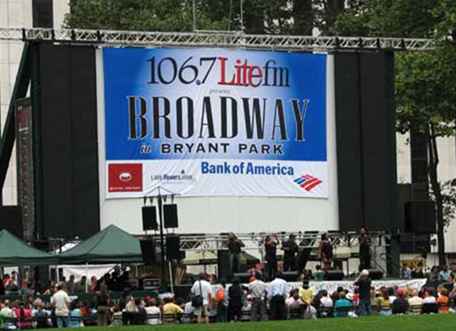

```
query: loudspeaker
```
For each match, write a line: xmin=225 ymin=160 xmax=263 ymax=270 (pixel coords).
xmin=324 ymin=270 xmax=344 ymax=281
xmin=164 ymin=204 xmax=178 ymax=228
xmin=140 ymin=239 xmax=156 ymax=264
xmin=142 ymin=206 xmax=158 ymax=231
xmin=217 ymin=250 xmax=231 ymax=281
xmin=368 ymin=269 xmax=383 ymax=280
xmin=405 ymin=201 xmax=436 ymax=234
xmin=282 ymin=271 xmax=299 ymax=282
xmin=0 ymin=206 xmax=23 ymax=238
xmin=166 ymin=235 xmax=181 ymax=260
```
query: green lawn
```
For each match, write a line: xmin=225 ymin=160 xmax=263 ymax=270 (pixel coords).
xmin=88 ymin=315 xmax=455 ymax=331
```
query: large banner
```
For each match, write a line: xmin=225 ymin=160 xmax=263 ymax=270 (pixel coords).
xmin=103 ymin=48 xmax=327 ymax=198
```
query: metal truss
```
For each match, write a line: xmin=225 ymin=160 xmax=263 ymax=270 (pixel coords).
xmin=0 ymin=28 xmax=435 ymax=51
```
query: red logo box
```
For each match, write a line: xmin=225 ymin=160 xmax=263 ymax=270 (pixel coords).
xmin=108 ymin=163 xmax=143 ymax=192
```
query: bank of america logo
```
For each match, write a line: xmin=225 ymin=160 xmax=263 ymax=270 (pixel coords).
xmin=294 ymin=175 xmax=322 ymax=191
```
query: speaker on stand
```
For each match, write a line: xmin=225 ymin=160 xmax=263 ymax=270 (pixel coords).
xmin=140 ymin=239 xmax=156 ymax=265
xmin=164 ymin=204 xmax=179 ymax=228
xmin=142 ymin=206 xmax=158 ymax=231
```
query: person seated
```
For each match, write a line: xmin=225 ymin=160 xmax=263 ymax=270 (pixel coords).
xmin=144 ymin=297 xmax=161 ymax=325
xmin=33 ymin=301 xmax=51 ymax=329
xmin=334 ymin=291 xmax=353 ymax=317
xmin=162 ymin=297 xmax=183 ymax=323
xmin=319 ymin=290 xmax=333 ymax=317
xmin=110 ymin=305 xmax=123 ymax=327
xmin=182 ymin=301 xmax=195 ymax=323
xmin=0 ymin=300 xmax=14 ymax=318
xmin=302 ymin=302 xmax=317 ymax=320
xmin=392 ymin=288 xmax=409 ymax=315
xmin=421 ymin=289 xmax=438 ymax=314
xmin=13 ymin=302 xmax=33 ymax=329
xmin=375 ymin=289 xmax=392 ymax=316
xmin=68 ymin=301 xmax=82 ymax=328
xmin=437 ymin=288 xmax=449 ymax=314
xmin=286 ymin=289 xmax=304 ymax=318
xmin=407 ymin=289 xmax=423 ymax=314
xmin=299 ymin=281 xmax=314 ymax=305
xmin=388 ymin=287 xmax=397 ymax=304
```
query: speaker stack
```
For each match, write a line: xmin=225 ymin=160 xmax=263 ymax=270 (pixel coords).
xmin=142 ymin=206 xmax=158 ymax=231
xmin=140 ymin=239 xmax=156 ymax=265
xmin=166 ymin=234 xmax=184 ymax=260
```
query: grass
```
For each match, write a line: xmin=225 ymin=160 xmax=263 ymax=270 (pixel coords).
xmin=84 ymin=314 xmax=456 ymax=331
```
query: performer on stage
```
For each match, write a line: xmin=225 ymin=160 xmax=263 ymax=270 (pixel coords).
xmin=264 ymin=235 xmax=278 ymax=281
xmin=227 ymin=233 xmax=244 ymax=275
xmin=359 ymin=226 xmax=371 ymax=271
xmin=282 ymin=234 xmax=299 ymax=272
xmin=319 ymin=233 xmax=333 ymax=271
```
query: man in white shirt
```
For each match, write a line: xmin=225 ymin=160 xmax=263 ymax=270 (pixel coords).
xmin=248 ymin=273 xmax=267 ymax=321
xmin=0 ymin=300 xmax=14 ymax=318
xmin=190 ymin=273 xmax=212 ymax=324
xmin=268 ymin=273 xmax=289 ymax=320
xmin=320 ymin=290 xmax=334 ymax=308
xmin=50 ymin=284 xmax=71 ymax=328
xmin=144 ymin=298 xmax=161 ymax=325
xmin=408 ymin=288 xmax=423 ymax=314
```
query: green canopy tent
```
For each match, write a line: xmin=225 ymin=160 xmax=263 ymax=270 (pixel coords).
xmin=0 ymin=230 xmax=57 ymax=266
xmin=58 ymin=225 xmax=143 ymax=264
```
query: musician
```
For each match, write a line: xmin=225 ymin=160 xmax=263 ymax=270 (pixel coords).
xmin=282 ymin=234 xmax=299 ymax=272
xmin=227 ymin=233 xmax=244 ymax=275
xmin=264 ymin=235 xmax=278 ymax=281
xmin=319 ymin=233 xmax=333 ymax=271
xmin=359 ymin=226 xmax=371 ymax=271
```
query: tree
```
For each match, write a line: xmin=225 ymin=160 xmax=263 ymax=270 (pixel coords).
xmin=396 ymin=45 xmax=456 ymax=266
xmin=334 ymin=0 xmax=456 ymax=266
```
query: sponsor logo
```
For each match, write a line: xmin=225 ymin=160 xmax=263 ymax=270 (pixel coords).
xmin=109 ymin=164 xmax=142 ymax=192
xmin=147 ymin=56 xmax=289 ymax=88
xmin=293 ymin=174 xmax=322 ymax=191
xmin=151 ymin=169 xmax=194 ymax=183
xmin=119 ymin=172 xmax=133 ymax=182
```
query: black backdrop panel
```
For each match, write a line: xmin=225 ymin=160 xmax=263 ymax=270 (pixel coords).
xmin=36 ymin=44 xmax=100 ymax=239
xmin=0 ymin=206 xmax=23 ymax=238
xmin=360 ymin=52 xmax=397 ymax=231
xmin=334 ymin=53 xmax=364 ymax=231
xmin=335 ymin=51 xmax=397 ymax=232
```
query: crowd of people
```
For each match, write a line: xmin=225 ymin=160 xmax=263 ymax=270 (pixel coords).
xmin=1 ymin=268 xmax=456 ymax=328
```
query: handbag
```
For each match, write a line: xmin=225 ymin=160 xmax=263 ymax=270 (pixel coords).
xmin=191 ymin=280 xmax=204 ymax=308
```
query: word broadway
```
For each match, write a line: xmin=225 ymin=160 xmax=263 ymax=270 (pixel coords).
xmin=127 ymin=95 xmax=310 ymax=141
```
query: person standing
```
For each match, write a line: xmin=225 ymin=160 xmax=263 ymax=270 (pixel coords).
xmin=96 ymin=283 xmax=110 ymax=326
xmin=282 ymin=234 xmax=299 ymax=272
xmin=65 ymin=275 xmax=76 ymax=295
xmin=228 ymin=234 xmax=244 ymax=277
xmin=51 ymin=284 xmax=71 ymax=328
xmin=227 ymin=278 xmax=243 ymax=322
xmin=190 ymin=273 xmax=213 ymax=324
xmin=265 ymin=235 xmax=278 ymax=281
xmin=248 ymin=273 xmax=267 ymax=321
xmin=359 ymin=226 xmax=371 ymax=271
xmin=268 ymin=273 xmax=288 ymax=320
xmin=319 ymin=234 xmax=333 ymax=271
xmin=215 ymin=282 xmax=227 ymax=322
xmin=354 ymin=269 xmax=371 ymax=316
